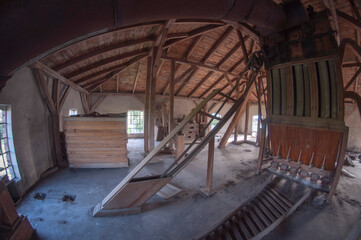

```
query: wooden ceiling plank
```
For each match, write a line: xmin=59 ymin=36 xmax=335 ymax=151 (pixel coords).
xmin=187 ymin=71 xmax=214 ymax=97
xmin=175 ymin=19 xmax=225 ymax=25
xmin=66 ymin=48 xmax=150 ymax=79
xmin=184 ymin=35 xmax=202 ymax=60
xmin=76 ymin=54 xmax=147 ymax=85
xmin=337 ymin=9 xmax=361 ymax=32
xmin=85 ymin=55 xmax=146 ymax=91
xmin=202 ymin=26 xmax=233 ymax=64
xmin=175 ymin=67 xmax=198 ymax=96
xmin=348 ymin=0 xmax=361 ymax=21
xmin=229 ymin=40 xmax=254 ymax=73
xmin=164 ymin=24 xmax=226 ymax=48
xmin=198 ymin=74 xmax=225 ymax=98
xmin=52 ymin=37 xmax=154 ymax=71
xmin=161 ymin=56 xmax=240 ymax=78
xmin=31 ymin=61 xmax=89 ymax=94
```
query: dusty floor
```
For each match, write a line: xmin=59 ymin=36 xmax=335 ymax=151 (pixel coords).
xmin=16 ymin=138 xmax=361 ymax=240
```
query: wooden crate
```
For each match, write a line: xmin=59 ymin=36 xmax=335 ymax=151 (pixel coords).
xmin=64 ymin=117 xmax=129 ymax=168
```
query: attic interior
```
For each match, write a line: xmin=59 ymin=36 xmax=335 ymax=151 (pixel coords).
xmin=1 ymin=0 xmax=361 ymax=239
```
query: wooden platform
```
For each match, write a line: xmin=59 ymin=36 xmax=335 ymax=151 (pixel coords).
xmin=64 ymin=117 xmax=129 ymax=168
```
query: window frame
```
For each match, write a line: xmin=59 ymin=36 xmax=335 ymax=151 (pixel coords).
xmin=127 ymin=110 xmax=144 ymax=134
xmin=0 ymin=105 xmax=20 ymax=182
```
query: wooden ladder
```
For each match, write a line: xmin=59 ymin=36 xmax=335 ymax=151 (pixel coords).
xmin=195 ymin=182 xmax=312 ymax=240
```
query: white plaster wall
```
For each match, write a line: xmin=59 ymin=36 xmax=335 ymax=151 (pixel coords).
xmin=238 ymin=103 xmax=266 ymax=134
xmin=95 ymin=95 xmax=144 ymax=113
xmin=345 ymin=104 xmax=361 ymax=152
xmin=0 ymin=67 xmax=54 ymax=194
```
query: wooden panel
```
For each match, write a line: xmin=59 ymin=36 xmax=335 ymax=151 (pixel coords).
xmin=303 ymin=64 xmax=311 ymax=117
xmin=294 ymin=65 xmax=305 ymax=116
xmin=317 ymin=61 xmax=331 ymax=118
xmin=280 ymin=68 xmax=287 ymax=115
xmin=269 ymin=124 xmax=341 ymax=171
xmin=64 ymin=117 xmax=128 ymax=168
xmin=271 ymin=69 xmax=281 ymax=115
xmin=0 ymin=181 xmax=19 ymax=226
xmin=328 ymin=60 xmax=338 ymax=119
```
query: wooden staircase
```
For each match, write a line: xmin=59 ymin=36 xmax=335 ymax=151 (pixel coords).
xmin=195 ymin=182 xmax=311 ymax=240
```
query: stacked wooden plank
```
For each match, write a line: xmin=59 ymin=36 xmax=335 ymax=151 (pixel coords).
xmin=183 ymin=123 xmax=199 ymax=143
xmin=0 ymin=181 xmax=34 ymax=240
xmin=64 ymin=117 xmax=128 ymax=168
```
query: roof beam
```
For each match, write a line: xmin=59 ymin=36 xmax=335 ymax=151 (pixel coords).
xmin=31 ymin=61 xmax=89 ymax=94
xmin=132 ymin=62 xmax=141 ymax=93
xmin=84 ymin=55 xmax=146 ymax=91
xmin=237 ymin=30 xmax=249 ymax=63
xmin=52 ymin=37 xmax=155 ymax=71
xmin=164 ymin=24 xmax=226 ymax=48
xmin=337 ymin=9 xmax=361 ymax=32
xmin=68 ymin=48 xmax=149 ymax=80
xmin=222 ymin=20 xmax=260 ymax=43
xmin=345 ymin=66 xmax=361 ymax=90
xmin=161 ymin=56 xmax=240 ymax=78
xmin=187 ymin=71 xmax=214 ymax=97
xmin=174 ymin=67 xmax=198 ymax=95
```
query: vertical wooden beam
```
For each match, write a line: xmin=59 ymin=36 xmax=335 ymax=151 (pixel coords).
xmin=205 ymin=136 xmax=215 ymax=193
xmin=169 ymin=60 xmax=175 ymax=150
xmin=176 ymin=134 xmax=185 ymax=163
xmin=218 ymin=83 xmax=255 ymax=148
xmin=244 ymin=102 xmax=249 ymax=141
xmin=257 ymin=121 xmax=267 ymax=174
xmin=144 ymin=56 xmax=152 ymax=153
xmin=132 ymin=62 xmax=141 ymax=93
xmin=327 ymin=130 xmax=348 ymax=200
xmin=116 ymin=75 xmax=119 ymax=93
xmin=52 ymin=78 xmax=60 ymax=113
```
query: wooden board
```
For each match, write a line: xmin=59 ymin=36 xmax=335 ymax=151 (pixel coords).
xmin=268 ymin=123 xmax=341 ymax=171
xmin=64 ymin=117 xmax=128 ymax=168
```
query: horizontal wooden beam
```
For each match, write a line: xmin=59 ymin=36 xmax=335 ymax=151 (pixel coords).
xmin=161 ymin=56 xmax=240 ymax=78
xmin=90 ymin=91 xmax=225 ymax=103
xmin=222 ymin=20 xmax=260 ymax=43
xmin=31 ymin=62 xmax=89 ymax=94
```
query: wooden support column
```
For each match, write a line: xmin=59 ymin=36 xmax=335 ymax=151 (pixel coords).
xmin=205 ymin=136 xmax=215 ymax=194
xmin=144 ymin=56 xmax=152 ymax=153
xmin=168 ymin=60 xmax=175 ymax=150
xmin=34 ymin=69 xmax=70 ymax=167
xmin=256 ymin=121 xmax=267 ymax=174
xmin=176 ymin=134 xmax=185 ymax=163
xmin=244 ymin=102 xmax=249 ymax=140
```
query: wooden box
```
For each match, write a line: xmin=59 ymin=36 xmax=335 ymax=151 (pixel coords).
xmin=64 ymin=117 xmax=129 ymax=168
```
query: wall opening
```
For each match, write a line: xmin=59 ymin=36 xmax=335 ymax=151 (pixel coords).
xmin=0 ymin=105 xmax=20 ymax=182
xmin=69 ymin=108 xmax=78 ymax=116
xmin=127 ymin=110 xmax=144 ymax=134
xmin=210 ymin=113 xmax=221 ymax=130
xmin=251 ymin=115 xmax=258 ymax=137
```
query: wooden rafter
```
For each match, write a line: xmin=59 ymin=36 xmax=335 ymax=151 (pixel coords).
xmin=164 ymin=24 xmax=226 ymax=48
xmin=187 ymin=71 xmax=214 ymax=97
xmin=198 ymin=74 xmax=225 ymax=98
xmin=345 ymin=66 xmax=361 ymax=90
xmin=52 ymin=37 xmax=155 ymax=71
xmin=237 ymin=30 xmax=249 ymax=63
xmin=84 ymin=54 xmax=147 ymax=91
xmin=222 ymin=20 xmax=260 ymax=43
xmin=67 ymin=48 xmax=149 ymax=79
xmin=90 ymin=96 xmax=107 ymax=112
xmin=31 ymin=61 xmax=88 ymax=94
xmin=175 ymin=67 xmax=198 ymax=95
xmin=337 ymin=9 xmax=361 ymax=32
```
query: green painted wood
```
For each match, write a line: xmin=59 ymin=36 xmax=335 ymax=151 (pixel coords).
xmin=328 ymin=60 xmax=338 ymax=119
xmin=303 ymin=64 xmax=311 ymax=117
xmin=280 ymin=67 xmax=287 ymax=115
xmin=272 ymin=69 xmax=281 ymax=115
xmin=294 ymin=65 xmax=305 ymax=116
xmin=318 ymin=61 xmax=331 ymax=118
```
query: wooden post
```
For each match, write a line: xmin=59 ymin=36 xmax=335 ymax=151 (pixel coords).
xmin=257 ymin=121 xmax=267 ymax=174
xmin=176 ymin=134 xmax=185 ymax=163
xmin=144 ymin=56 xmax=152 ymax=153
xmin=327 ymin=130 xmax=348 ymax=200
xmin=205 ymin=136 xmax=215 ymax=193
xmin=244 ymin=102 xmax=249 ymax=141
xmin=168 ymin=60 xmax=175 ymax=150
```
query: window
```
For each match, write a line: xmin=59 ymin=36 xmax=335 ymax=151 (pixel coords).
xmin=69 ymin=108 xmax=78 ymax=116
xmin=127 ymin=111 xmax=144 ymax=134
xmin=210 ymin=113 xmax=221 ymax=130
xmin=252 ymin=115 xmax=259 ymax=137
xmin=0 ymin=106 xmax=18 ymax=182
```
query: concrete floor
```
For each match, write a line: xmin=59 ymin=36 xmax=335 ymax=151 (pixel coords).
xmin=16 ymin=137 xmax=361 ymax=240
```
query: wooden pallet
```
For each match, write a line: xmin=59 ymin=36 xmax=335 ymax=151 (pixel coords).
xmin=195 ymin=183 xmax=311 ymax=240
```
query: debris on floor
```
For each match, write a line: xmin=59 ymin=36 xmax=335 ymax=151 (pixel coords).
xmin=62 ymin=194 xmax=76 ymax=202
xmin=345 ymin=151 xmax=361 ymax=166
xmin=342 ymin=168 xmax=356 ymax=178
xmin=33 ymin=192 xmax=47 ymax=201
